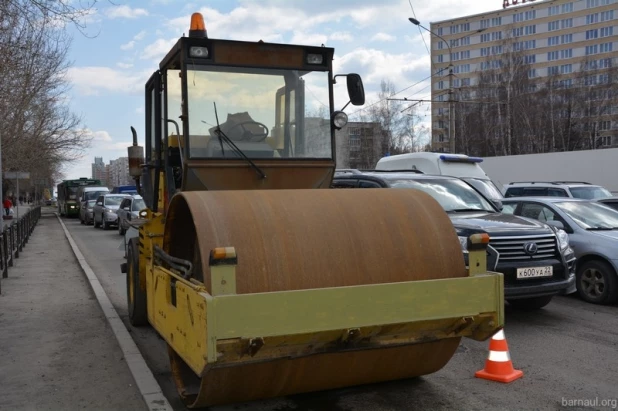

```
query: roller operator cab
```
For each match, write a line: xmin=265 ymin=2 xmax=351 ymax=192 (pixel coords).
xmin=121 ymin=13 xmax=504 ymax=409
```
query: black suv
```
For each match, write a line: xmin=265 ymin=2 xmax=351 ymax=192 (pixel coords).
xmin=332 ymin=169 xmax=577 ymax=310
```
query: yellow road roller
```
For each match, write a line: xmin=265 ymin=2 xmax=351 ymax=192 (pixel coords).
xmin=120 ymin=12 xmax=504 ymax=409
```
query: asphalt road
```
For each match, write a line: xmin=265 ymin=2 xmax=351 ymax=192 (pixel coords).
xmin=62 ymin=212 xmax=618 ymax=411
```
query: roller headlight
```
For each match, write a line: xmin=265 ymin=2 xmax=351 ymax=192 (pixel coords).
xmin=332 ymin=111 xmax=348 ymax=130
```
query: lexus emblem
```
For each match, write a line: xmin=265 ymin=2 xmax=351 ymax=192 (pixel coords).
xmin=523 ymin=242 xmax=538 ymax=255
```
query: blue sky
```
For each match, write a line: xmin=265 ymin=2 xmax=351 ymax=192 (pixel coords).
xmin=61 ymin=0 xmax=505 ymax=181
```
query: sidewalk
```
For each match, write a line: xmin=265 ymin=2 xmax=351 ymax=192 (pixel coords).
xmin=0 ymin=210 xmax=147 ymax=411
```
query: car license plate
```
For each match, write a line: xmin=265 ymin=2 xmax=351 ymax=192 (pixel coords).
xmin=516 ymin=266 xmax=553 ymax=279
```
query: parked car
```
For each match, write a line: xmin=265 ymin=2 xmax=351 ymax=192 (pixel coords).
xmin=332 ymin=170 xmax=577 ymax=310
xmin=596 ymin=196 xmax=618 ymax=212
xmin=116 ymin=195 xmax=146 ymax=235
xmin=501 ymin=196 xmax=618 ymax=305
xmin=92 ymin=194 xmax=128 ymax=230
xmin=375 ymin=152 xmax=505 ymax=203
xmin=79 ymin=200 xmax=96 ymax=225
xmin=504 ymin=181 xmax=612 ymax=200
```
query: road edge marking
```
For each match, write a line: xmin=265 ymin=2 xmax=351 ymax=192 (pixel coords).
xmin=55 ymin=213 xmax=173 ymax=411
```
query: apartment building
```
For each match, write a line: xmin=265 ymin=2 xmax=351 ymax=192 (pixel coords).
xmin=108 ymin=157 xmax=132 ymax=187
xmin=335 ymin=122 xmax=385 ymax=169
xmin=91 ymin=156 xmax=108 ymax=186
xmin=428 ymin=0 xmax=617 ymax=153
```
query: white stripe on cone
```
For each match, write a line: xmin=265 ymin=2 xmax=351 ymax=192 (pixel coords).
xmin=493 ymin=330 xmax=505 ymax=340
xmin=488 ymin=350 xmax=511 ymax=362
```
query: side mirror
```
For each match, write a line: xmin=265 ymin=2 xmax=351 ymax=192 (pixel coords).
xmin=96 ymin=202 xmax=102 ymax=206
xmin=124 ymin=206 xmax=130 ymax=211
xmin=546 ymin=220 xmax=565 ymax=230
xmin=491 ymin=199 xmax=504 ymax=211
xmin=346 ymin=74 xmax=365 ymax=106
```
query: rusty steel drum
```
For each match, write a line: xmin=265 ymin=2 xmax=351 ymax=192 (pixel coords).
xmin=163 ymin=188 xmax=467 ymax=408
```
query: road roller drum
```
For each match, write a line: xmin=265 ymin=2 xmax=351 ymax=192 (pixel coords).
xmin=158 ymin=189 xmax=475 ymax=408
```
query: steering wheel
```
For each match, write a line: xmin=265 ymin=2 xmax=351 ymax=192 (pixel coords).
xmin=225 ymin=121 xmax=269 ymax=142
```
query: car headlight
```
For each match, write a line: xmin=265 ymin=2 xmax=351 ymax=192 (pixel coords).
xmin=556 ymin=228 xmax=570 ymax=251
xmin=458 ymin=236 xmax=469 ymax=254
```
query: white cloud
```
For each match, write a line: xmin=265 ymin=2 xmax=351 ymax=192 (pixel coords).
xmin=371 ymin=32 xmax=396 ymax=42
xmin=290 ymin=31 xmax=328 ymax=46
xmin=67 ymin=67 xmax=151 ymax=96
xmin=329 ymin=32 xmax=353 ymax=42
xmin=116 ymin=62 xmax=134 ymax=69
xmin=120 ymin=40 xmax=136 ymax=50
xmin=106 ymin=5 xmax=149 ymax=19
xmin=135 ymin=106 xmax=144 ymax=114
xmin=140 ymin=38 xmax=178 ymax=61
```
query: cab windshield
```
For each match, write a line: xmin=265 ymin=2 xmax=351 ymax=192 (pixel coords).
xmin=173 ymin=65 xmax=331 ymax=160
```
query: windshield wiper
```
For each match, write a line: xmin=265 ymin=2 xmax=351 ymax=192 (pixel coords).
xmin=202 ymin=102 xmax=266 ymax=179
xmin=448 ymin=208 xmax=487 ymax=213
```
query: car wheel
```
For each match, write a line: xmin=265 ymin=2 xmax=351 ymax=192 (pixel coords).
xmin=506 ymin=295 xmax=554 ymax=310
xmin=576 ymin=260 xmax=618 ymax=305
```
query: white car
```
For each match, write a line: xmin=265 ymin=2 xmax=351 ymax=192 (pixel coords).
xmin=92 ymin=194 xmax=129 ymax=230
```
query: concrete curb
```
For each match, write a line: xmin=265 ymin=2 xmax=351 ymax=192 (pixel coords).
xmin=55 ymin=213 xmax=173 ymax=411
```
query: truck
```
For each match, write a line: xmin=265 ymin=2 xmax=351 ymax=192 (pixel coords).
xmin=56 ymin=178 xmax=102 ymax=217
xmin=480 ymin=148 xmax=618 ymax=194
xmin=119 ymin=12 xmax=504 ymax=409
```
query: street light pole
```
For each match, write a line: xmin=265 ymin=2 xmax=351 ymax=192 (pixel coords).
xmin=409 ymin=17 xmax=454 ymax=153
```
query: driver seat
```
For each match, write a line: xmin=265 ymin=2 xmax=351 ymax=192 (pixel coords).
xmin=208 ymin=112 xmax=266 ymax=142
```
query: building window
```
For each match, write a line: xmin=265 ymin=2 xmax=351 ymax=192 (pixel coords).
xmin=461 ymin=50 xmax=470 ymax=59
xmin=548 ymin=21 xmax=559 ymax=31
xmin=438 ymin=81 xmax=445 ymax=90
xmin=586 ymin=44 xmax=599 ymax=55
xmin=560 ymin=49 xmax=573 ymax=59
xmin=548 ymin=36 xmax=559 ymax=46
xmin=600 ymin=26 xmax=614 ymax=37
xmin=600 ymin=10 xmax=614 ymax=21
xmin=548 ymin=50 xmax=559 ymax=61
xmin=599 ymin=121 xmax=611 ymax=131
xmin=480 ymin=33 xmax=490 ymax=43
xmin=586 ymin=0 xmax=599 ymax=7
xmin=461 ymin=78 xmax=471 ymax=86
xmin=492 ymin=17 xmax=502 ymax=26
xmin=513 ymin=27 xmax=524 ymax=37
xmin=480 ymin=19 xmax=490 ymax=29
xmin=586 ymin=13 xmax=599 ymax=24
xmin=548 ymin=5 xmax=559 ymax=16
xmin=600 ymin=42 xmax=613 ymax=53
xmin=560 ymin=18 xmax=573 ymax=29
xmin=528 ymin=68 xmax=537 ymax=78
xmin=481 ymin=47 xmax=490 ymax=56
xmin=586 ymin=29 xmax=599 ymax=39
xmin=438 ymin=134 xmax=445 ymax=143
xmin=560 ymin=64 xmax=572 ymax=74
xmin=491 ymin=31 xmax=502 ymax=41
xmin=525 ymin=54 xmax=536 ymax=64
xmin=548 ymin=66 xmax=559 ymax=76
xmin=437 ymin=54 xmax=444 ymax=63
xmin=491 ymin=46 xmax=502 ymax=55
xmin=599 ymin=58 xmax=612 ymax=68
xmin=599 ymin=136 xmax=612 ymax=147
xmin=437 ymin=27 xmax=443 ymax=36
xmin=462 ymin=23 xmax=470 ymax=32
xmin=561 ymin=34 xmax=573 ymax=44
xmin=562 ymin=3 xmax=573 ymax=13
xmin=525 ymin=25 xmax=536 ymax=35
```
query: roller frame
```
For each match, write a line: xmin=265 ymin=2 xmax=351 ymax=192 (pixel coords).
xmin=147 ymin=246 xmax=504 ymax=378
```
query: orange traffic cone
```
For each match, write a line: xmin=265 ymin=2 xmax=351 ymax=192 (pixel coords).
xmin=475 ymin=329 xmax=523 ymax=383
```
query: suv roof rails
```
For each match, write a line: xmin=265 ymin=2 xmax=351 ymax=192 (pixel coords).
xmin=551 ymin=181 xmax=592 ymax=185
xmin=507 ymin=181 xmax=592 ymax=186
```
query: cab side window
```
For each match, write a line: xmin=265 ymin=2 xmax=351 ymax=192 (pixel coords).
xmin=331 ymin=180 xmax=358 ymax=188
xmin=501 ymin=203 xmax=518 ymax=214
